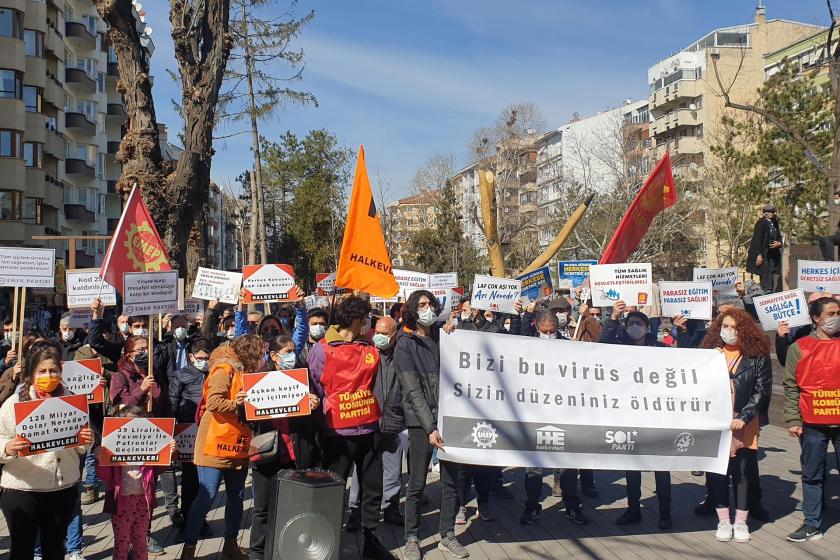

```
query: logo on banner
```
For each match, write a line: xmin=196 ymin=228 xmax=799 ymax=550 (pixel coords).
xmin=674 ymin=432 xmax=695 ymax=453
xmin=605 ymin=429 xmax=637 ymax=451
xmin=536 ymin=425 xmax=565 ymax=451
xmin=471 ymin=421 xmax=498 ymax=449
xmin=125 ymin=223 xmax=168 ymax=270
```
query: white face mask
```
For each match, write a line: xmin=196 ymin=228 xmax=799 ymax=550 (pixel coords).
xmin=132 ymin=327 xmax=148 ymax=338
xmin=61 ymin=330 xmax=74 ymax=342
xmin=309 ymin=324 xmax=326 ymax=340
xmin=556 ymin=313 xmax=569 ymax=328
xmin=278 ymin=352 xmax=297 ymax=370
xmin=834 ymin=197 xmax=840 ymax=207
xmin=418 ymin=307 xmax=437 ymax=327
xmin=626 ymin=324 xmax=647 ymax=341
xmin=720 ymin=327 xmax=738 ymax=345
xmin=226 ymin=329 xmax=236 ymax=340
xmin=193 ymin=358 xmax=208 ymax=371
xmin=174 ymin=327 xmax=188 ymax=341
xmin=538 ymin=331 xmax=554 ymax=339
xmin=822 ymin=316 xmax=840 ymax=335
xmin=460 ymin=312 xmax=470 ymax=321
xmin=118 ymin=323 xmax=129 ymax=334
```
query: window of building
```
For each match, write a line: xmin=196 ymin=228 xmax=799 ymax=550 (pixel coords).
xmin=75 ymin=143 xmax=95 ymax=163
xmin=24 ymin=142 xmax=43 ymax=168
xmin=0 ymin=9 xmax=23 ymax=39
xmin=0 ymin=69 xmax=22 ymax=99
xmin=82 ymin=15 xmax=97 ymax=36
xmin=0 ymin=130 xmax=23 ymax=158
xmin=76 ymin=99 xmax=97 ymax=121
xmin=22 ymin=197 xmax=42 ymax=224
xmin=96 ymin=152 xmax=105 ymax=178
xmin=75 ymin=57 xmax=97 ymax=79
xmin=97 ymin=72 xmax=105 ymax=93
xmin=23 ymin=86 xmax=42 ymax=113
xmin=0 ymin=191 xmax=21 ymax=220
xmin=23 ymin=29 xmax=44 ymax=57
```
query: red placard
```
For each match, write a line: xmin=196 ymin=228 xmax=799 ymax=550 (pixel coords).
xmin=14 ymin=394 xmax=89 ymax=456
xmin=243 ymin=368 xmax=311 ymax=421
xmin=62 ymin=358 xmax=105 ymax=404
xmin=100 ymin=417 xmax=175 ymax=466
xmin=242 ymin=264 xmax=301 ymax=303
xmin=174 ymin=422 xmax=197 ymax=463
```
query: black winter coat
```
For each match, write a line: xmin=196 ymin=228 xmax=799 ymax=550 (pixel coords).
xmin=168 ymin=363 xmax=206 ymax=423
xmin=730 ymin=354 xmax=772 ymax=426
xmin=373 ymin=348 xmax=405 ymax=434
xmin=394 ymin=329 xmax=440 ymax=435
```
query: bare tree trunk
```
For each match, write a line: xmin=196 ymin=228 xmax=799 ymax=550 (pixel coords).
xmin=248 ymin=170 xmax=257 ymax=265
xmin=479 ymin=169 xmax=505 ymax=276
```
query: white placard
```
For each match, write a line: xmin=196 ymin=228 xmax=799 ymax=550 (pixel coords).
xmin=429 ymin=272 xmax=459 ymax=289
xmin=797 ymin=260 xmax=840 ymax=294
xmin=438 ymin=330 xmax=731 ymax=474
xmin=589 ymin=263 xmax=653 ymax=307
xmin=123 ymin=271 xmax=179 ymax=316
xmin=658 ymin=281 xmax=713 ymax=321
xmin=304 ymin=295 xmax=331 ymax=310
xmin=752 ymin=289 xmax=811 ymax=331
xmin=192 ymin=267 xmax=242 ymax=304
xmin=470 ymin=274 xmax=521 ymax=314
xmin=370 ymin=268 xmax=430 ymax=303
xmin=69 ymin=307 xmax=93 ymax=329
xmin=693 ymin=267 xmax=739 ymax=296
xmin=183 ymin=297 xmax=205 ymax=316
xmin=66 ymin=268 xmax=117 ymax=309
xmin=0 ymin=247 xmax=55 ymax=287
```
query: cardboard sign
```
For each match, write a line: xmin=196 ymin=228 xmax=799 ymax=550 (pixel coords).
xmin=797 ymin=260 xmax=840 ymax=294
xmin=0 ymin=247 xmax=56 ymax=287
xmin=429 ymin=272 xmax=459 ymax=289
xmin=66 ymin=268 xmax=116 ymax=308
xmin=693 ymin=267 xmax=739 ymax=296
xmin=122 ymin=271 xmax=179 ymax=316
xmin=753 ymin=289 xmax=811 ymax=331
xmin=183 ymin=297 xmax=205 ymax=316
xmin=174 ymin=422 xmax=197 ymax=463
xmin=315 ymin=272 xmax=350 ymax=296
xmin=192 ymin=267 xmax=242 ymax=304
xmin=517 ymin=266 xmax=553 ymax=303
xmin=100 ymin=417 xmax=175 ymax=466
xmin=69 ymin=307 xmax=94 ymax=329
xmin=243 ymin=369 xmax=311 ymax=421
xmin=589 ymin=263 xmax=653 ymax=307
xmin=470 ymin=275 xmax=521 ymax=314
xmin=659 ymin=281 xmax=713 ymax=321
xmin=558 ymin=260 xmax=597 ymax=289
xmin=304 ymin=295 xmax=331 ymax=310
xmin=14 ymin=394 xmax=89 ymax=456
xmin=242 ymin=264 xmax=299 ymax=303
xmin=61 ymin=359 xmax=105 ymax=404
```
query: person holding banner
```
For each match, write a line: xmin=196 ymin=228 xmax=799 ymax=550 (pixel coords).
xmin=700 ymin=309 xmax=772 ymax=542
xmin=111 ymin=336 xmax=169 ymax=417
xmin=783 ymin=296 xmax=840 ymax=543
xmin=0 ymin=341 xmax=94 ymax=560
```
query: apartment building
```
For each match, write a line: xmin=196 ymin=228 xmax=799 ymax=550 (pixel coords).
xmin=450 ymin=162 xmax=486 ymax=258
xmin=386 ymin=190 xmax=439 ymax=268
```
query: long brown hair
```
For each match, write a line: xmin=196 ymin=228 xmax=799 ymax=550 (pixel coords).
xmin=231 ymin=334 xmax=265 ymax=372
xmin=701 ymin=309 xmax=770 ymax=357
xmin=19 ymin=340 xmax=63 ymax=401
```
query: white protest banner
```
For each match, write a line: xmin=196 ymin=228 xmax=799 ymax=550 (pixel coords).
xmin=797 ymin=260 xmax=840 ymax=293
xmin=371 ymin=268 xmax=430 ymax=303
xmin=429 ymin=272 xmax=459 ymax=289
xmin=438 ymin=330 xmax=731 ymax=473
xmin=0 ymin=247 xmax=55 ymax=287
xmin=753 ymin=289 xmax=810 ymax=331
xmin=183 ymin=297 xmax=204 ymax=316
xmin=101 ymin=417 xmax=175 ymax=466
xmin=69 ymin=307 xmax=94 ymax=329
xmin=658 ymin=281 xmax=713 ymax=321
xmin=66 ymin=268 xmax=117 ymax=308
xmin=470 ymin=275 xmax=521 ymax=314
xmin=122 ymin=271 xmax=179 ymax=316
xmin=243 ymin=369 xmax=311 ymax=420
xmin=693 ymin=267 xmax=738 ymax=296
xmin=174 ymin=423 xmax=197 ymax=463
xmin=589 ymin=263 xmax=653 ymax=307
xmin=14 ymin=394 xmax=89 ymax=456
xmin=192 ymin=267 xmax=242 ymax=304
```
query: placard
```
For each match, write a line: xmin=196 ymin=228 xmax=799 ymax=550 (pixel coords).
xmin=470 ymin=274 xmax=521 ymax=314
xmin=753 ymin=289 xmax=811 ymax=331
xmin=558 ymin=260 xmax=597 ymax=289
xmin=69 ymin=307 xmax=94 ymax=329
xmin=66 ymin=268 xmax=117 ymax=308
xmin=304 ymin=295 xmax=331 ymax=310
xmin=192 ymin=267 xmax=242 ymax=304
xmin=658 ymin=281 xmax=713 ymax=321
xmin=315 ymin=272 xmax=350 ymax=296
xmin=371 ymin=268 xmax=430 ymax=303
xmin=429 ymin=272 xmax=459 ymax=289
xmin=183 ymin=297 xmax=205 ymax=316
xmin=0 ymin=247 xmax=56 ymax=287
xmin=100 ymin=417 xmax=175 ymax=466
xmin=517 ymin=266 xmax=553 ymax=302
xmin=61 ymin=359 xmax=105 ymax=404
xmin=693 ymin=267 xmax=739 ymax=296
xmin=14 ymin=394 xmax=89 ymax=456
xmin=243 ymin=369 xmax=311 ymax=420
xmin=242 ymin=264 xmax=299 ymax=303
xmin=123 ymin=271 xmax=179 ymax=316
xmin=797 ymin=260 xmax=840 ymax=294
xmin=174 ymin=422 xmax=197 ymax=463
xmin=589 ymin=263 xmax=653 ymax=307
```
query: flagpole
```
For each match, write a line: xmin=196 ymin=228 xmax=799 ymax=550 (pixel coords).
xmin=147 ymin=314 xmax=154 ymax=414
xmin=17 ymin=288 xmax=26 ymax=358
xmin=11 ymin=286 xmax=18 ymax=347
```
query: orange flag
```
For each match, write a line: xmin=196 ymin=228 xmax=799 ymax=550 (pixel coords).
xmin=99 ymin=185 xmax=171 ymax=294
xmin=336 ymin=146 xmax=399 ymax=298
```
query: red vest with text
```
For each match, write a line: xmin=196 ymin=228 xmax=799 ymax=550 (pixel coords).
xmin=320 ymin=339 xmax=382 ymax=429
xmin=796 ymin=336 xmax=840 ymax=425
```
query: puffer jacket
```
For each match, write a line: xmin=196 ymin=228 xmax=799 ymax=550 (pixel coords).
xmin=169 ymin=363 xmax=206 ymax=424
xmin=394 ymin=328 xmax=440 ymax=435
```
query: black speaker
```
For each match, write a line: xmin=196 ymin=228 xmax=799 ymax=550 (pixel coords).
xmin=265 ymin=469 xmax=345 ymax=560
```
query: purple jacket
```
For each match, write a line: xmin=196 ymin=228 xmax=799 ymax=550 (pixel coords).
xmin=96 ymin=464 xmax=162 ymax=514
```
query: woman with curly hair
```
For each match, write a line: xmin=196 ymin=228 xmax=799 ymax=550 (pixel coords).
xmin=701 ymin=309 xmax=771 ymax=543
xmin=181 ymin=334 xmax=264 ymax=560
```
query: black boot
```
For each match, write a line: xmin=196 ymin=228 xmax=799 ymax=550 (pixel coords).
xmin=362 ymin=528 xmax=396 ymax=560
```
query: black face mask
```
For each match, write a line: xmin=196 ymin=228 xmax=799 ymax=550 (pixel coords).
xmin=261 ymin=329 xmax=280 ymax=341
xmin=133 ymin=351 xmax=149 ymax=371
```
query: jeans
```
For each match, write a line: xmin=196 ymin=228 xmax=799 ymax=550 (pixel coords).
xmin=800 ymin=424 xmax=840 ymax=528
xmin=249 ymin=460 xmax=295 ymax=560
xmin=160 ymin=466 xmax=180 ymax=515
xmin=404 ymin=427 xmax=458 ymax=539
xmin=458 ymin=464 xmax=496 ymax=507
xmin=0 ymin=486 xmax=77 ymax=560
xmin=348 ymin=432 xmax=404 ymax=511
xmin=525 ymin=468 xmax=578 ymax=510
xmin=84 ymin=446 xmax=100 ymax=487
xmin=625 ymin=471 xmax=671 ymax=514
xmin=321 ymin=432 xmax=383 ymax=531
xmin=184 ymin=466 xmax=248 ymax=546
xmin=708 ymin=449 xmax=756 ymax=511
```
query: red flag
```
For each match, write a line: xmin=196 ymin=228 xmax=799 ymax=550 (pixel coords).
xmin=599 ymin=152 xmax=677 ymax=264
xmin=99 ymin=185 xmax=171 ymax=294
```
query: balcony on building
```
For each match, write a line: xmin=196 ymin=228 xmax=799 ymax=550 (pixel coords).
xmin=64 ymin=67 xmax=95 ymax=94
xmin=65 ymin=111 xmax=95 ymax=136
xmin=518 ymin=170 xmax=537 ymax=186
xmin=65 ymin=158 xmax=95 ymax=180
xmin=106 ymin=102 xmax=127 ymax=121
xmin=45 ymin=127 xmax=67 ymax=160
xmin=64 ymin=21 xmax=96 ymax=51
xmin=63 ymin=200 xmax=94 ymax=221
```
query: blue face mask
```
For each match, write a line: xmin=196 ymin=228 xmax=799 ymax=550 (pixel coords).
xmin=279 ymin=317 xmax=291 ymax=328
xmin=278 ymin=352 xmax=296 ymax=370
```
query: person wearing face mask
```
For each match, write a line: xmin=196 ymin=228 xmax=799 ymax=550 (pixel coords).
xmin=116 ymin=314 xmax=131 ymax=341
xmin=699 ymin=309 xmax=771 ymax=543
xmin=301 ymin=308 xmax=329 ymax=364
xmin=548 ymin=298 xmax=573 ymax=338
xmin=746 ymin=204 xmax=783 ymax=294
xmin=56 ymin=312 xmax=85 ymax=361
xmin=158 ymin=314 xmax=198 ymax=378
xmin=199 ymin=300 xmax=237 ymax=350
xmin=89 ymin=299 xmax=157 ymax=367
xmin=775 ymin=291 xmax=833 ymax=368
xmin=110 ymin=336 xmax=169 ymax=417
xmin=601 ymin=301 xmax=672 ymax=531
xmin=783 ymin=296 xmax=840 ymax=543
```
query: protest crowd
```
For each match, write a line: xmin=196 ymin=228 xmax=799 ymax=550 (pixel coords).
xmin=0 ymin=152 xmax=839 ymax=560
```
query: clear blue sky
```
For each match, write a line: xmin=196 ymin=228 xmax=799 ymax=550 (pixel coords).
xmin=143 ymin=0 xmax=829 ymax=201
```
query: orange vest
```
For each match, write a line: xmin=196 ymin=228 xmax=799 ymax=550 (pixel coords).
xmin=796 ymin=336 xmax=840 ymax=425
xmin=320 ymin=339 xmax=382 ymax=429
xmin=201 ymin=363 xmax=252 ymax=459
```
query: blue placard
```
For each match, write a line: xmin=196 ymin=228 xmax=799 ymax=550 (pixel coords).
xmin=558 ymin=260 xmax=597 ymax=288
xmin=516 ymin=266 xmax=553 ymax=301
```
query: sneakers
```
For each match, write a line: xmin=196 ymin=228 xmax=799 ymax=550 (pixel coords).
xmin=478 ymin=503 xmax=496 ymax=521
xmin=455 ymin=506 xmax=468 ymax=525
xmin=733 ymin=523 xmax=750 ymax=542
xmin=715 ymin=521 xmax=733 ymax=542
xmin=383 ymin=506 xmax=405 ymax=527
xmin=67 ymin=552 xmax=87 ymax=560
xmin=438 ymin=535 xmax=470 ymax=558
xmin=179 ymin=545 xmax=196 ymax=560
xmin=147 ymin=536 xmax=165 ymax=556
xmin=80 ymin=484 xmax=99 ymax=505
xmin=520 ymin=504 xmax=542 ymax=524
xmin=616 ymin=508 xmax=642 ymax=526
xmin=786 ymin=524 xmax=823 ymax=542
xmin=404 ymin=537 xmax=423 ymax=560
xmin=431 ymin=462 xmax=440 ymax=473
xmin=362 ymin=529 xmax=396 ymax=560
xmin=565 ymin=506 xmax=588 ymax=525
xmin=344 ymin=507 xmax=362 ymax=532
